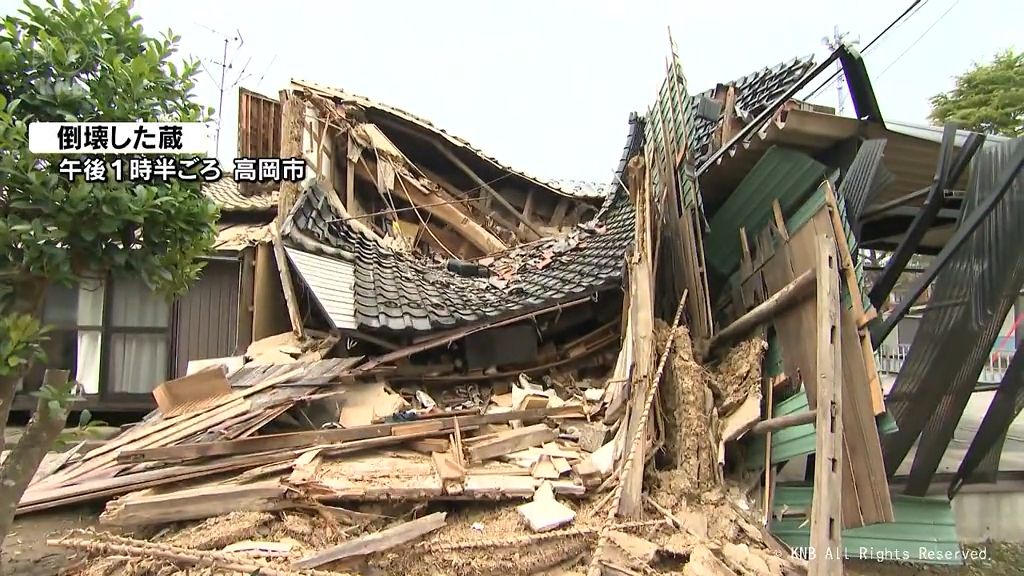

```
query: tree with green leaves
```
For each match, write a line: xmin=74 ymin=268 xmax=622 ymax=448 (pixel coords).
xmin=929 ymin=49 xmax=1024 ymax=137
xmin=0 ymin=0 xmax=217 ymax=556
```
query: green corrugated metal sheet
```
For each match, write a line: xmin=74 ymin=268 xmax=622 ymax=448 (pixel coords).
xmin=706 ymin=147 xmax=828 ymax=280
xmin=643 ymin=59 xmax=699 ymax=209
xmin=744 ymin=387 xmax=898 ymax=470
xmin=771 ymin=486 xmax=961 ymax=565
xmin=745 ymin=390 xmax=818 ymax=467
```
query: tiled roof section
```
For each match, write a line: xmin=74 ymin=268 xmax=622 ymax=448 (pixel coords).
xmin=284 ymin=184 xmax=633 ymax=334
xmin=203 ymin=176 xmax=278 ymax=212
xmin=291 ymin=79 xmax=609 ymax=200
xmin=545 ymin=180 xmax=615 ymax=199
xmin=691 ymin=56 xmax=816 ymax=161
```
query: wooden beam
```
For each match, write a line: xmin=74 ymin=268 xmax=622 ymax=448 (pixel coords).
xmin=809 ymin=234 xmax=843 ymax=576
xmin=748 ymin=410 xmax=816 ymax=435
xmin=617 ymin=157 xmax=658 ymax=519
xmin=270 ymin=224 xmax=306 ymax=339
xmin=431 ymin=144 xmax=545 ymax=240
xmin=345 ymin=133 xmax=363 ymax=218
xmin=355 ymin=157 xmax=506 ymax=254
xmin=417 ymin=165 xmax=522 ymax=238
xmin=708 ymin=268 xmax=816 ymax=352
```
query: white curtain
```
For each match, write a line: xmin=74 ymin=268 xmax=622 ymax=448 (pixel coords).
xmin=107 ymin=277 xmax=170 ymax=394
xmin=75 ymin=279 xmax=105 ymax=394
xmin=109 ymin=334 xmax=168 ymax=394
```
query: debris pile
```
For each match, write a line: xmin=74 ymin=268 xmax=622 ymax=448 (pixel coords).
xmin=18 ymin=37 xmax=967 ymax=576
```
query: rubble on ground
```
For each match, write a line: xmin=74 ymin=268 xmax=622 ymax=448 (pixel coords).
xmin=16 ymin=39 xmax=929 ymax=576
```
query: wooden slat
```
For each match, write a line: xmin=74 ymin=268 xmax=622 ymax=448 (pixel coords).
xmin=760 ymin=206 xmax=892 ymax=528
xmin=823 ymin=181 xmax=885 ymax=415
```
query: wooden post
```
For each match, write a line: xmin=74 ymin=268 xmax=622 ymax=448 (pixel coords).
xmin=809 ymin=234 xmax=843 ymax=576
xmin=708 ymin=268 xmax=816 ymax=352
xmin=278 ymin=90 xmax=305 ymax=218
xmin=271 ymin=224 xmax=306 ymax=339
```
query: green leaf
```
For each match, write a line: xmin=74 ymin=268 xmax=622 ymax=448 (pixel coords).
xmin=78 ymin=408 xmax=92 ymax=427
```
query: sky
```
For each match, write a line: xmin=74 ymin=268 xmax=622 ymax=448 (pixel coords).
xmin=3 ymin=0 xmax=1021 ymax=182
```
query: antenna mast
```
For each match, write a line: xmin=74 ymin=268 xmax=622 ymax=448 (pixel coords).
xmin=822 ymin=26 xmax=860 ymax=115
xmin=197 ymin=25 xmax=255 ymax=158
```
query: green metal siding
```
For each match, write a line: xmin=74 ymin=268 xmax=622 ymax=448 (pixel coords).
xmin=705 ymin=146 xmax=828 ymax=280
xmin=771 ymin=486 xmax=962 ymax=565
xmin=744 ymin=388 xmax=898 ymax=470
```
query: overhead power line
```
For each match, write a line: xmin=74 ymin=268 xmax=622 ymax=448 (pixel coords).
xmin=877 ymin=0 xmax=963 ymax=79
xmin=805 ymin=0 xmax=926 ymax=100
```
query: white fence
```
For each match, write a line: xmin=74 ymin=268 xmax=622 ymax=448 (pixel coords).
xmin=875 ymin=344 xmax=1014 ymax=383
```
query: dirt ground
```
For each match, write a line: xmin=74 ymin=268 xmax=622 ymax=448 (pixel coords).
xmin=3 ymin=507 xmax=1021 ymax=576
xmin=2 ymin=506 xmax=101 ymax=576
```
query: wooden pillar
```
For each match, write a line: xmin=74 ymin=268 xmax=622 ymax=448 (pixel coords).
xmin=278 ymin=90 xmax=305 ymax=219
xmin=809 ymin=234 xmax=843 ymax=576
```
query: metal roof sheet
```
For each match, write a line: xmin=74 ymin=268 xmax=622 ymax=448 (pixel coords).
xmin=284 ymin=246 xmax=358 ymax=330
xmin=885 ymin=120 xmax=1012 ymax=149
xmin=704 ymin=146 xmax=828 ymax=280
xmin=771 ymin=486 xmax=962 ymax=565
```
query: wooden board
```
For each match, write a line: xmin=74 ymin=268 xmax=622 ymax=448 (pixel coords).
xmin=293 ymin=512 xmax=447 ymax=569
xmin=467 ymin=425 xmax=557 ymax=462
xmin=760 ymin=206 xmax=893 ymax=529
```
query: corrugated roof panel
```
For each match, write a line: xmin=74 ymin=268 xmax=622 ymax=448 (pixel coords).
xmin=284 ymin=247 xmax=357 ymax=330
xmin=771 ymin=486 xmax=961 ymax=565
xmin=704 ymin=146 xmax=827 ymax=279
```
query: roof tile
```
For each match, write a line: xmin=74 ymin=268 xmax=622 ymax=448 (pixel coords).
xmin=203 ymin=176 xmax=278 ymax=212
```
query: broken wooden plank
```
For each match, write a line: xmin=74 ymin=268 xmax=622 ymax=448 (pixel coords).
xmin=531 ymin=455 xmax=562 ymax=480
xmin=293 ymin=512 xmax=447 ymax=569
xmin=432 ymin=451 xmax=464 ymax=482
xmin=407 ymin=438 xmax=451 ymax=454
xmin=271 ymin=223 xmax=306 ymax=339
xmin=288 ymin=449 xmax=323 ymax=485
xmin=100 ymin=480 xmax=290 ymax=527
xmin=118 ymin=407 xmax=570 ymax=464
xmin=720 ymin=393 xmax=762 ymax=443
xmin=467 ymin=424 xmax=557 ymax=462
xmin=153 ymin=366 xmax=231 ymax=416
xmin=809 ymin=234 xmax=843 ymax=576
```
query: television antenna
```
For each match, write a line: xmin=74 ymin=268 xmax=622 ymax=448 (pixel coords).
xmin=822 ymin=26 xmax=860 ymax=115
xmin=195 ymin=23 xmax=255 ymax=157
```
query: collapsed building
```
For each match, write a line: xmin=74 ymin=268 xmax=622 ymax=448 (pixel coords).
xmin=15 ymin=38 xmax=1024 ymax=576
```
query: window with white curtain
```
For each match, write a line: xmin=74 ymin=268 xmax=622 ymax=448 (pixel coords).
xmin=107 ymin=276 xmax=170 ymax=394
xmin=30 ymin=276 xmax=171 ymax=396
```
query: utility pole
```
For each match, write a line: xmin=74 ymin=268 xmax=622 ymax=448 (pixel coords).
xmin=822 ymin=26 xmax=859 ymax=115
